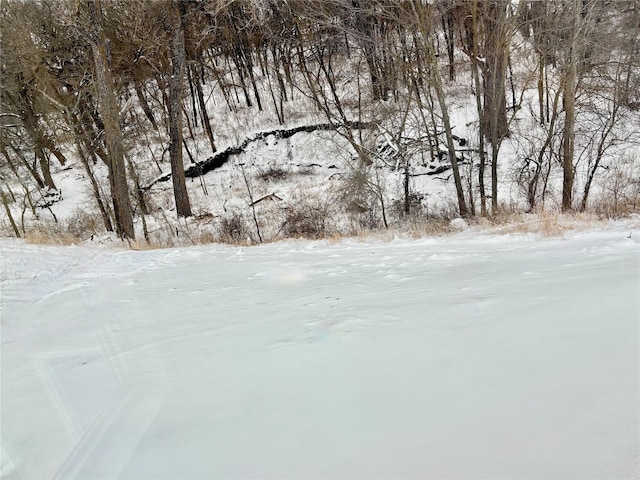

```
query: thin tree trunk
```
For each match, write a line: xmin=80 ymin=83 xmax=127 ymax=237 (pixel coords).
xmin=538 ymin=53 xmax=545 ymax=123
xmin=432 ymin=66 xmax=468 ymax=217
xmin=491 ymin=140 xmax=501 ymax=214
xmin=470 ymin=0 xmax=488 ymax=216
xmin=127 ymin=156 xmax=150 ymax=242
xmin=194 ymin=65 xmax=217 ymax=153
xmin=35 ymin=150 xmax=56 ymax=190
xmin=244 ymin=49 xmax=263 ymax=111
xmin=0 ymin=186 xmax=20 ymax=237
xmin=536 ymin=84 xmax=563 ymax=208
xmin=442 ymin=11 xmax=455 ymax=81
xmin=265 ymin=62 xmax=284 ymax=124
xmin=272 ymin=44 xmax=288 ymax=103
xmin=21 ymin=103 xmax=57 ymax=189
xmin=186 ymin=63 xmax=199 ymax=127
xmin=404 ymin=163 xmax=410 ymax=215
xmin=508 ymin=55 xmax=517 ymax=109
xmin=408 ymin=2 xmax=467 ymax=216
xmin=134 ymin=82 xmax=159 ymax=131
xmin=562 ymin=60 xmax=577 ymax=211
xmin=43 ymin=138 xmax=68 ymax=166
xmin=2 ymin=147 xmax=37 ymax=218
xmin=76 ymin=137 xmax=114 ymax=232
xmin=168 ymin=0 xmax=192 ymax=218
xmin=4 ymin=144 xmax=44 ymax=189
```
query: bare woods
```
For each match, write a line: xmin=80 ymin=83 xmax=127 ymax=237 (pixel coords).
xmin=1 ymin=1 xmax=638 ymax=242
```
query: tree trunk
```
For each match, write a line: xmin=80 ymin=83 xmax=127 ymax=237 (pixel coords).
xmin=562 ymin=60 xmax=576 ymax=212
xmin=21 ymin=103 xmax=57 ymax=190
xmin=4 ymin=144 xmax=44 ymax=189
xmin=75 ymin=134 xmax=114 ymax=232
xmin=491 ymin=140 xmax=501 ymax=214
xmin=481 ymin=1 xmax=509 ymax=142
xmin=404 ymin=162 xmax=410 ymax=215
xmin=537 ymin=53 xmax=545 ymax=124
xmin=86 ymin=0 xmax=135 ymax=239
xmin=35 ymin=150 xmax=56 ymax=190
xmin=0 ymin=186 xmax=20 ymax=237
xmin=437 ymin=93 xmax=468 ymax=216
xmin=194 ymin=65 xmax=217 ymax=154
xmin=406 ymin=1 xmax=467 ymax=216
xmin=442 ymin=11 xmax=455 ymax=81
xmin=484 ymin=1 xmax=510 ymax=215
xmin=134 ymin=82 xmax=159 ymax=131
xmin=168 ymin=0 xmax=192 ymax=218
xmin=431 ymin=65 xmax=468 ymax=217
xmin=470 ymin=0 xmax=488 ymax=216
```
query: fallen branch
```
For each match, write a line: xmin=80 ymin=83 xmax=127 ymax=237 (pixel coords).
xmin=249 ymin=193 xmax=283 ymax=207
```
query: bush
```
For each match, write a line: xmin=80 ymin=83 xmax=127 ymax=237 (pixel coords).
xmin=595 ymin=157 xmax=640 ymax=218
xmin=390 ymin=192 xmax=425 ymax=220
xmin=218 ymin=212 xmax=251 ymax=244
xmin=65 ymin=208 xmax=104 ymax=239
xmin=339 ymin=164 xmax=388 ymax=230
xmin=282 ymin=194 xmax=335 ymax=239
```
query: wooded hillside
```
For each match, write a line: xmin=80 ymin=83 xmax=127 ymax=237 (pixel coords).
xmin=1 ymin=0 xmax=639 ymax=243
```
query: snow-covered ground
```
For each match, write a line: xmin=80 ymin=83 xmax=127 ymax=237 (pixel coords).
xmin=1 ymin=225 xmax=639 ymax=479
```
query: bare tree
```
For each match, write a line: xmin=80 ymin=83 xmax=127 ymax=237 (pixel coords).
xmin=167 ymin=0 xmax=192 ymax=218
xmin=404 ymin=1 xmax=469 ymax=217
xmin=85 ymin=0 xmax=135 ymax=239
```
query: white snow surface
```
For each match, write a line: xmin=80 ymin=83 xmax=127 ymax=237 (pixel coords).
xmin=1 ymin=228 xmax=639 ymax=479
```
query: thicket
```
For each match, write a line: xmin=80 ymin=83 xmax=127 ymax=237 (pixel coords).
xmin=1 ymin=0 xmax=639 ymax=244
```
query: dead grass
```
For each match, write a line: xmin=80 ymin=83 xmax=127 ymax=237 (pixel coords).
xmin=478 ymin=211 xmax=602 ymax=237
xmin=594 ymin=198 xmax=639 ymax=219
xmin=8 ymin=204 xmax=638 ymax=250
xmin=403 ymin=217 xmax=454 ymax=238
xmin=23 ymin=228 xmax=78 ymax=246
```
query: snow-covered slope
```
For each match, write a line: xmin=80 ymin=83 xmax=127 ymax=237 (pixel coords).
xmin=1 ymin=226 xmax=639 ymax=479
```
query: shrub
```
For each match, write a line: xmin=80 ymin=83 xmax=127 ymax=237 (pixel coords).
xmin=282 ymin=193 xmax=335 ymax=239
xmin=218 ymin=212 xmax=251 ymax=244
xmin=390 ymin=192 xmax=425 ymax=220
xmin=65 ymin=208 xmax=104 ymax=239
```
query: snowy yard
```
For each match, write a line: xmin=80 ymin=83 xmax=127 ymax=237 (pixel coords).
xmin=1 ymin=226 xmax=639 ymax=479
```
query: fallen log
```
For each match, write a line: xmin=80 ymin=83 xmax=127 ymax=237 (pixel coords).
xmin=143 ymin=120 xmax=373 ymax=190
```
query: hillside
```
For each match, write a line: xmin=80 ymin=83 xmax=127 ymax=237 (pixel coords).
xmin=1 ymin=1 xmax=639 ymax=245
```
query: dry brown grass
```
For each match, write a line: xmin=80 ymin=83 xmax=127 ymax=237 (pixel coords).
xmin=478 ymin=211 xmax=603 ymax=237
xmin=23 ymin=229 xmax=78 ymax=246
xmin=594 ymin=198 xmax=639 ymax=219
xmin=9 ymin=202 xmax=638 ymax=250
xmin=403 ymin=217 xmax=454 ymax=238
